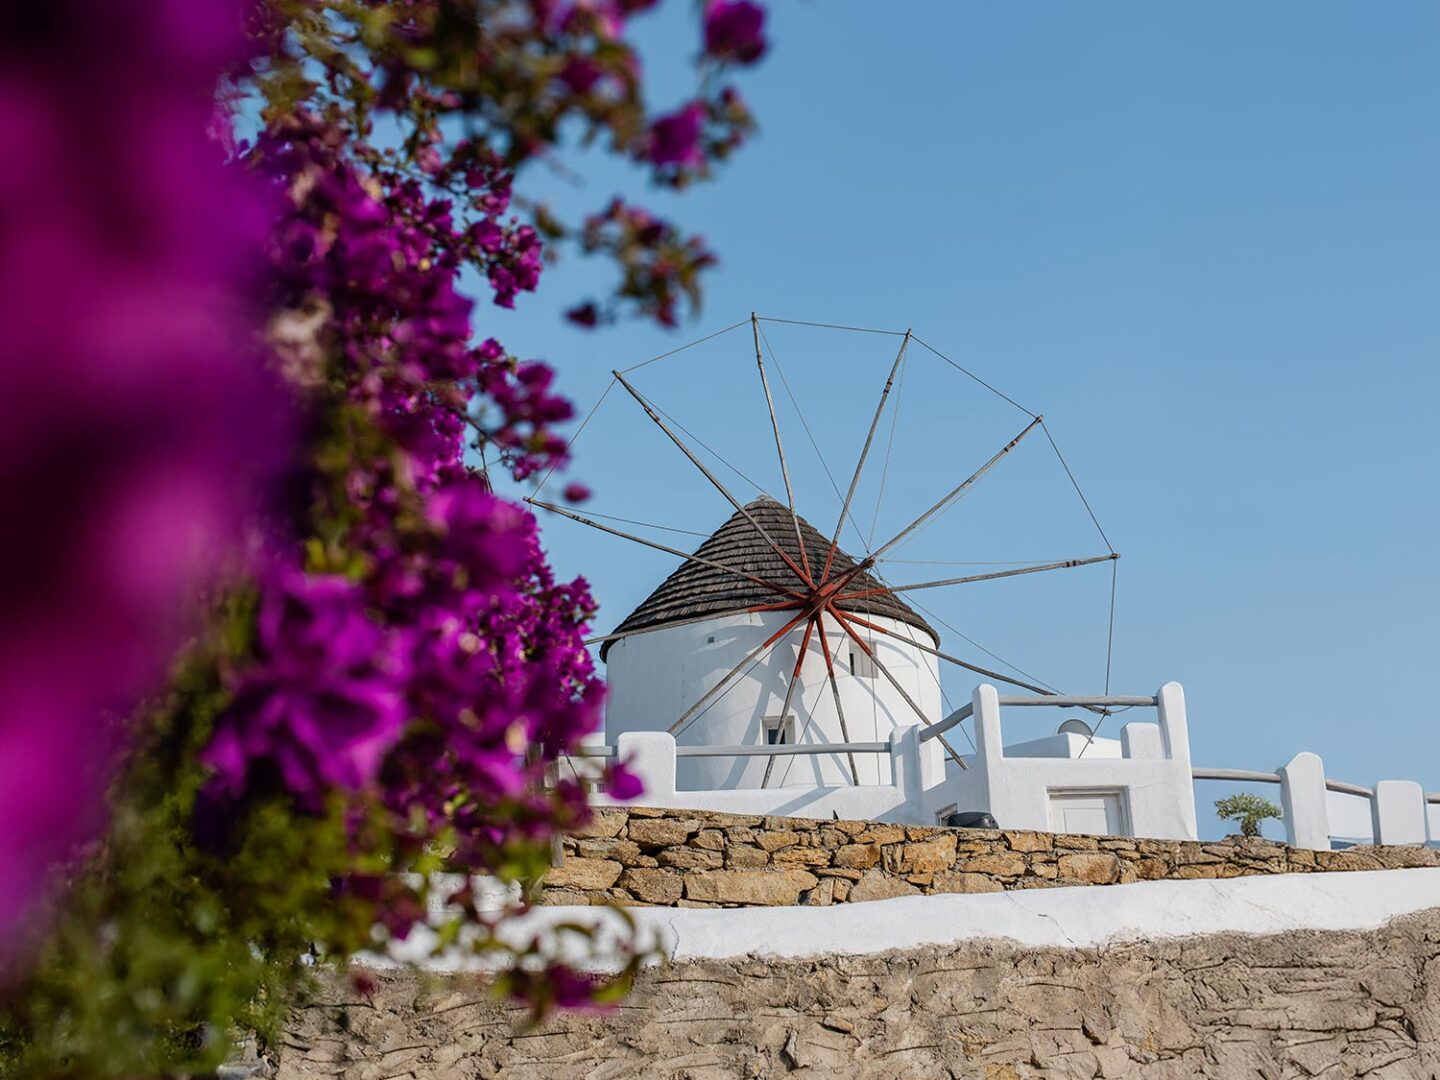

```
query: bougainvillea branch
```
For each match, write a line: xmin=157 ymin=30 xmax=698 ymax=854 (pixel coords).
xmin=0 ymin=0 xmax=769 ymax=1074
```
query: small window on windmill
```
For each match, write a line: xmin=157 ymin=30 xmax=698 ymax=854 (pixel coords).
xmin=762 ymin=715 xmax=795 ymax=745
xmin=849 ymin=648 xmax=878 ymax=679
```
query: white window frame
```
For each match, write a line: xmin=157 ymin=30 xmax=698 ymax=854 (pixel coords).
xmin=762 ymin=714 xmax=795 ymax=746
xmin=849 ymin=648 xmax=878 ymax=679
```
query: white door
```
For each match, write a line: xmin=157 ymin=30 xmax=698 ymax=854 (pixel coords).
xmin=1048 ymin=790 xmax=1126 ymax=836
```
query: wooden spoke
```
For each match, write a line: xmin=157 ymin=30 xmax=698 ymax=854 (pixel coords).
xmin=815 ymin=615 xmax=860 ymax=784
xmin=867 ymin=415 xmax=1044 ymax=564
xmin=613 ymin=370 xmax=814 ymax=587
xmin=841 ymin=553 xmax=1119 ymax=600
xmin=753 ymin=313 xmax=812 ymax=583
xmin=761 ymin=616 xmax=816 ymax=788
xmin=528 ymin=498 xmax=805 ymax=601
xmin=821 ymin=332 xmax=911 ymax=582
xmin=830 ymin=608 xmax=1104 ymax=711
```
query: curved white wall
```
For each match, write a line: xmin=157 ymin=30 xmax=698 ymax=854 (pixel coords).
xmin=603 ymin=610 xmax=941 ymax=789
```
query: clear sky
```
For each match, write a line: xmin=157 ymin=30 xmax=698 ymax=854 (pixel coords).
xmin=485 ymin=2 xmax=1440 ymax=835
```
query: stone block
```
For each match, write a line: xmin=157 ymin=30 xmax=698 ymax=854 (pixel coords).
xmin=543 ymin=857 xmax=622 ymax=891
xmin=570 ymin=809 xmax=626 ymax=839
xmin=693 ymin=829 xmax=726 ymax=851
xmin=848 ymin=869 xmax=921 ymax=903
xmin=657 ymin=847 xmax=723 ymax=870
xmin=902 ymin=834 xmax=958 ymax=873
xmin=931 ymin=871 xmax=1005 ymax=894
xmin=576 ymin=838 xmax=642 ymax=864
xmin=772 ymin=846 xmax=832 ymax=868
xmin=833 ymin=843 xmax=880 ymax=869
xmin=628 ymin=818 xmax=698 ymax=847
xmin=802 ymin=877 xmax=837 ymax=906
xmin=880 ymin=844 xmax=905 ymax=874
xmin=1004 ymin=831 xmax=1052 ymax=853
xmin=858 ymin=824 xmax=907 ymax=846
xmin=618 ymin=868 xmax=683 ymax=905
xmin=959 ymin=852 xmax=1026 ymax=877
xmin=682 ymin=869 xmax=819 ymax=906
xmin=1175 ymin=864 xmax=1220 ymax=880
xmin=539 ymin=887 xmax=595 ymax=906
xmin=756 ymin=830 xmax=800 ymax=852
xmin=1057 ymin=853 xmax=1120 ymax=885
xmin=725 ymin=844 xmax=769 ymax=868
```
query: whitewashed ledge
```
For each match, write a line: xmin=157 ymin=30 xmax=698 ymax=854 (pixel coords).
xmin=373 ymin=867 xmax=1440 ymax=973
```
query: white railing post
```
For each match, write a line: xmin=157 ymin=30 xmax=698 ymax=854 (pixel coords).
xmin=889 ymin=723 xmax=926 ymax=817
xmin=1279 ymin=751 xmax=1330 ymax=851
xmin=1155 ymin=682 xmax=1198 ymax=840
xmin=973 ymin=683 xmax=1003 ymax=763
xmin=614 ymin=731 xmax=677 ymax=802
xmin=1372 ymin=780 xmax=1428 ymax=846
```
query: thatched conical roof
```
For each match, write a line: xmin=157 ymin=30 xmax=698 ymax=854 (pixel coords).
xmin=600 ymin=497 xmax=938 ymax=660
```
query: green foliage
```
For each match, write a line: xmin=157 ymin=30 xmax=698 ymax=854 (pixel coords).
xmin=1214 ymin=793 xmax=1283 ymax=839
xmin=0 ymin=636 xmax=371 ymax=1078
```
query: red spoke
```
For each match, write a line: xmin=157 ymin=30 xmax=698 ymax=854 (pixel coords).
xmin=759 ymin=607 xmax=812 ymax=651
xmin=816 ymin=613 xmax=839 ymax=681
xmin=790 ymin=618 xmax=816 ymax=680
xmin=826 ymin=608 xmax=889 ymax=635
xmin=746 ymin=598 xmax=805 ymax=615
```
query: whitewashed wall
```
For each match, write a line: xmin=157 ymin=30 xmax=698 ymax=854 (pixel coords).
xmin=604 ymin=610 xmax=940 ymax=789
xmin=918 ymin=683 xmax=1198 ymax=840
xmin=588 ymin=679 xmax=1437 ymax=850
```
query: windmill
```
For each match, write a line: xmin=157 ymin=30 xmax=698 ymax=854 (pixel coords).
xmin=527 ymin=315 xmax=1118 ymax=790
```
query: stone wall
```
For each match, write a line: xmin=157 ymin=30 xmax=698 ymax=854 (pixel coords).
xmin=276 ymin=908 xmax=1440 ymax=1079
xmin=542 ymin=805 xmax=1440 ymax=907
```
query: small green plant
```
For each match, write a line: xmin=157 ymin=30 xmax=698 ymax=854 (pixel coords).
xmin=1214 ymin=793 xmax=1283 ymax=838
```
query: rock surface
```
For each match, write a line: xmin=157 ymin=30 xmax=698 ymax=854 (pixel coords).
xmin=276 ymin=908 xmax=1440 ymax=1079
xmin=540 ymin=806 xmax=1440 ymax=908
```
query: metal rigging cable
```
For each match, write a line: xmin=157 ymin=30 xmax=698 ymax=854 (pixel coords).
xmin=527 ymin=375 xmax=616 ymax=499
xmin=619 ymin=318 xmax=750 ymax=374
xmin=756 ymin=315 xmax=908 ymax=337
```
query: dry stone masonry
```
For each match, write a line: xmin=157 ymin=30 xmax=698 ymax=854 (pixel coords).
xmin=542 ymin=805 xmax=1440 ymax=907
xmin=277 ymin=908 xmax=1440 ymax=1079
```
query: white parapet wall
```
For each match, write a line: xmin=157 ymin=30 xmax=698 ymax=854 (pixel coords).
xmin=584 ymin=680 xmax=1436 ymax=849
xmin=594 ymin=725 xmax=929 ymax=823
xmin=385 ymin=868 xmax=1440 ymax=971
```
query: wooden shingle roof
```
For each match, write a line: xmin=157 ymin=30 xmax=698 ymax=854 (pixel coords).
xmin=600 ymin=497 xmax=939 ymax=660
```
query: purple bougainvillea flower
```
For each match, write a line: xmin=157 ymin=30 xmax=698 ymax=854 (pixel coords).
xmin=645 ymin=101 xmax=707 ymax=168
xmin=565 ymin=301 xmax=600 ymax=328
xmin=203 ymin=568 xmax=410 ymax=807
xmin=559 ymin=56 xmax=605 ymax=94
xmin=704 ymin=1 xmax=767 ymax=65
xmin=606 ymin=761 xmax=644 ymax=801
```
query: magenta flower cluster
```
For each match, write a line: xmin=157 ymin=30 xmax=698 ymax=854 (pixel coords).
xmin=0 ymin=0 xmax=282 ymax=949
xmin=197 ymin=117 xmax=619 ymax=911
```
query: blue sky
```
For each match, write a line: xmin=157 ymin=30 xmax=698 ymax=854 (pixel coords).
xmin=485 ymin=2 xmax=1440 ymax=834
